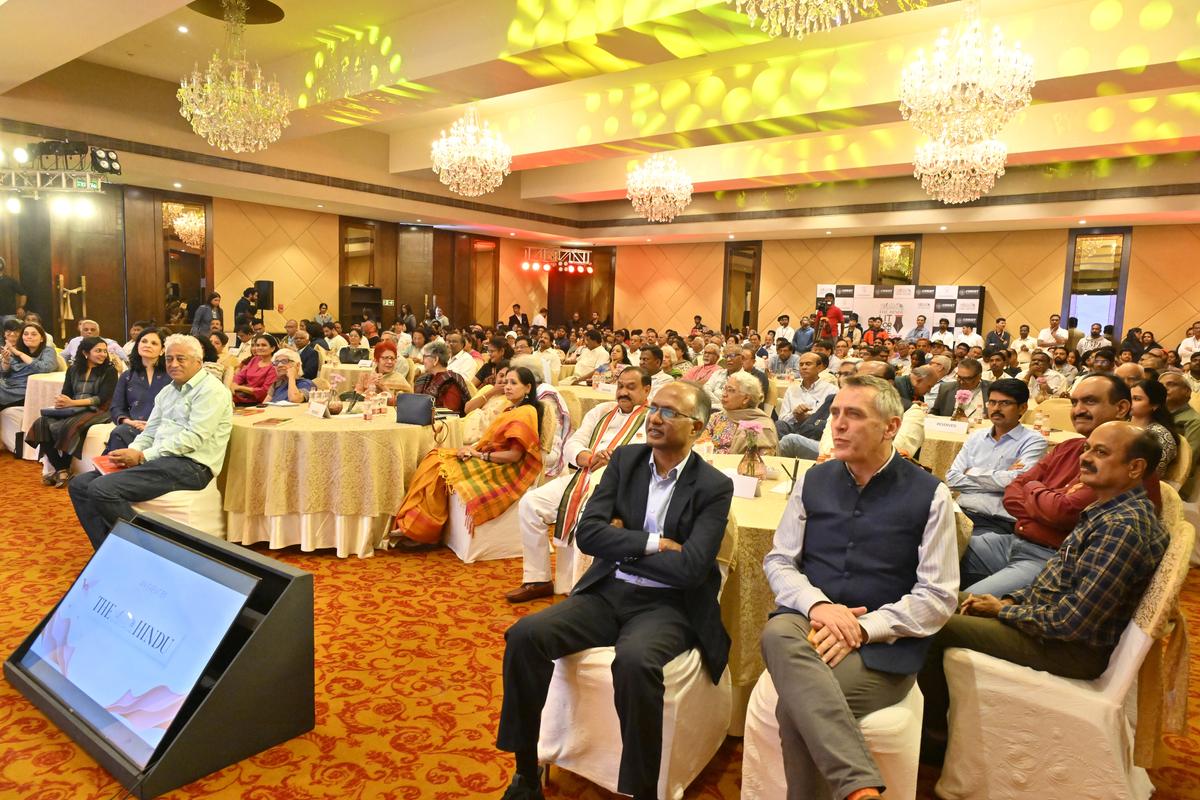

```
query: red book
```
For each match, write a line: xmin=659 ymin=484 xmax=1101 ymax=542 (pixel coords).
xmin=92 ymin=455 xmax=127 ymax=475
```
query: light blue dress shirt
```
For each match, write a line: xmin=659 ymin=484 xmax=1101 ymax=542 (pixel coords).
xmin=614 ymin=451 xmax=691 ymax=589
xmin=946 ymin=423 xmax=1048 ymax=519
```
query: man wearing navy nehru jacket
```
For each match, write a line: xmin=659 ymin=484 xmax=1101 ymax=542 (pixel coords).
xmin=760 ymin=375 xmax=958 ymax=800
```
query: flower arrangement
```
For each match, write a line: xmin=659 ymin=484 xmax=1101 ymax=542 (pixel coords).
xmin=737 ymin=420 xmax=766 ymax=479
xmin=953 ymin=388 xmax=972 ymax=421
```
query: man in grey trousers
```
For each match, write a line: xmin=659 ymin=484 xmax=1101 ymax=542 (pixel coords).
xmin=760 ymin=375 xmax=959 ymax=800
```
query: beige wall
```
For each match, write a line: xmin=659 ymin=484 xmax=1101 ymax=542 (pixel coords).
xmin=1125 ymin=224 xmax=1200 ymax=347
xmin=614 ymin=243 xmax=724 ymax=331
xmin=497 ymin=239 xmax=549 ymax=320
xmin=212 ymin=199 xmax=340 ymax=332
xmin=759 ymin=237 xmax=875 ymax=327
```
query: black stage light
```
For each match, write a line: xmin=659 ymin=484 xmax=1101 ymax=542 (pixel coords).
xmin=90 ymin=148 xmax=121 ymax=175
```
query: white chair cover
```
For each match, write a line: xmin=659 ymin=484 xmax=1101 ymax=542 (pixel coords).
xmin=936 ymin=517 xmax=1195 ymax=800
xmin=741 ymin=670 xmax=923 ymax=800
xmin=0 ymin=407 xmax=23 ymax=454
xmin=132 ymin=477 xmax=226 ymax=538
xmin=71 ymin=422 xmax=115 ymax=474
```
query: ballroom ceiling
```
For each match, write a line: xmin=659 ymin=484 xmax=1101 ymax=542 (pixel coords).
xmin=0 ymin=0 xmax=1198 ymax=240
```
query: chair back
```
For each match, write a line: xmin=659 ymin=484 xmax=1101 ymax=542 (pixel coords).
xmin=339 ymin=347 xmax=369 ymax=364
xmin=716 ymin=514 xmax=738 ymax=599
xmin=311 ymin=377 xmax=330 ymax=392
xmin=764 ymin=379 xmax=778 ymax=413
xmin=1165 ymin=436 xmax=1192 ymax=490
xmin=1036 ymin=397 xmax=1073 ymax=430
xmin=559 ymin=386 xmax=583 ymax=430
xmin=1160 ymin=482 xmax=1183 ymax=532
xmin=55 ymin=353 xmax=68 ymax=371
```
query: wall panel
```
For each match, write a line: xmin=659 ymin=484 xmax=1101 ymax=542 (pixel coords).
xmin=613 ymin=243 xmax=723 ymax=332
xmin=1124 ymin=224 xmax=1200 ymax=346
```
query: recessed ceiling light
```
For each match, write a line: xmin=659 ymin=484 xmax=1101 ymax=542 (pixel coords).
xmin=646 ymin=238 xmax=652 ymax=242
xmin=825 ymin=230 xmax=832 ymax=235
xmin=509 ymin=232 xmax=516 ymax=236
xmin=177 ymin=25 xmax=189 ymax=33
xmin=416 ymin=218 xmax=422 ymax=223
xmin=728 ymin=234 xmax=734 ymax=239
xmin=1078 ymin=219 xmax=1087 ymax=225
xmin=316 ymin=204 xmax=324 ymax=208
xmin=172 ymin=182 xmax=182 ymax=188
xmin=939 ymin=225 xmax=947 ymax=231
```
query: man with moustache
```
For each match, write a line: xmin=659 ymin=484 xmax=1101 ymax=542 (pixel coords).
xmin=946 ymin=379 xmax=1047 ymax=537
xmin=960 ymin=374 xmax=1162 ymax=596
xmin=496 ymin=382 xmax=733 ymax=800
xmin=506 ymin=367 xmax=652 ymax=603
xmin=921 ymin=421 xmax=1168 ymax=755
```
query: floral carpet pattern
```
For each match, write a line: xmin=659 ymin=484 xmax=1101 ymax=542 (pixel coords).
xmin=0 ymin=457 xmax=1197 ymax=799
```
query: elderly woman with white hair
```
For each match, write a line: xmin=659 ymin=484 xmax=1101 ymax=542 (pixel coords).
xmin=700 ymin=370 xmax=778 ymax=455
xmin=265 ymin=348 xmax=314 ymax=403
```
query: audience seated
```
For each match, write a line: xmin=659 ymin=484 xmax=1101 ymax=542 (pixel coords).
xmin=496 ymin=382 xmax=733 ymax=800
xmin=1131 ymin=379 xmax=1180 ymax=477
xmin=776 ymin=352 xmax=837 ymax=439
xmin=683 ymin=343 xmax=722 ymax=383
xmin=700 ymin=345 xmax=744 ymax=408
xmin=105 ymin=328 xmax=170 ymax=452
xmin=893 ymin=364 xmax=937 ymax=411
xmin=510 ymin=355 xmax=572 ymax=478
xmin=26 ymin=336 xmax=118 ymax=488
xmin=946 ymin=378 xmax=1047 ymax=536
xmin=413 ymin=341 xmax=471 ymax=414
xmin=919 ymin=422 xmax=1168 ymax=760
xmin=293 ymin=326 xmax=320 ymax=379
xmin=204 ymin=330 xmax=238 ymax=386
xmin=358 ymin=340 xmax=413 ymax=400
xmin=961 ymin=374 xmax=1162 ymax=596
xmin=338 ymin=330 xmax=370 ymax=364
xmin=61 ymin=319 xmax=129 ymax=366
xmin=507 ymin=366 xmax=652 ymax=603
xmin=760 ymin=375 xmax=957 ymax=800
xmin=777 ymin=360 xmax=858 ymax=459
xmin=266 ymin=349 xmax=313 ymax=403
xmin=701 ymin=371 xmax=777 ymax=455
xmin=0 ymin=321 xmax=58 ymax=409
xmin=565 ymin=329 xmax=609 ymax=384
xmin=392 ymin=366 xmax=544 ymax=548
xmin=476 ymin=336 xmax=514 ymax=388
xmin=68 ymin=334 xmax=232 ymax=550
xmin=930 ymin=357 xmax=989 ymax=419
xmin=1016 ymin=350 xmax=1066 ymax=402
xmin=1160 ymin=372 xmax=1200 ymax=496
xmin=231 ymin=334 xmax=281 ymax=405
xmin=766 ymin=340 xmax=799 ymax=376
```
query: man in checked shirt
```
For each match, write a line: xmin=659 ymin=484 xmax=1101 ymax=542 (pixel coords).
xmin=919 ymin=420 xmax=1169 ymax=754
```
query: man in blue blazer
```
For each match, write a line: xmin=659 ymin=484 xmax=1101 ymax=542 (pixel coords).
xmin=496 ymin=382 xmax=734 ymax=800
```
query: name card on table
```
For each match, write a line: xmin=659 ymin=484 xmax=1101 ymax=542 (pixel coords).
xmin=594 ymin=383 xmax=618 ymax=395
xmin=357 ymin=359 xmax=374 ymax=368
xmin=308 ymin=390 xmax=331 ymax=418
xmin=924 ymin=416 xmax=969 ymax=435
xmin=719 ymin=469 xmax=760 ymax=498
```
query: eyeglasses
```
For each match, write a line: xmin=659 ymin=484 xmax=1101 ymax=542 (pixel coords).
xmin=164 ymin=355 xmax=194 ymax=364
xmin=648 ymin=405 xmax=699 ymax=423
xmin=985 ymin=399 xmax=1018 ymax=408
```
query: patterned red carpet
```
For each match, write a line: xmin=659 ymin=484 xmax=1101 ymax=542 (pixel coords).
xmin=0 ymin=456 xmax=1197 ymax=799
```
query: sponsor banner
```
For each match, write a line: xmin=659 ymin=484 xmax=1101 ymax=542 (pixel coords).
xmin=811 ymin=284 xmax=985 ymax=338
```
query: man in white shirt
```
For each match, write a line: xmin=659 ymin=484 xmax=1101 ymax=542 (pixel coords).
xmin=1076 ymin=322 xmax=1111 ymax=355
xmin=761 ymin=374 xmax=957 ymax=800
xmin=506 ymin=367 xmax=651 ymax=602
xmin=638 ymin=345 xmax=674 ymax=399
xmin=956 ymin=324 xmax=984 ymax=351
xmin=1011 ymin=323 xmax=1038 ymax=367
xmin=1036 ymin=314 xmax=1067 ymax=351
xmin=531 ymin=307 xmax=548 ymax=329
xmin=931 ymin=318 xmax=956 ymax=348
xmin=703 ymin=345 xmax=749 ymax=409
xmin=774 ymin=314 xmax=795 ymax=350
xmin=61 ymin=319 xmax=129 ymax=366
xmin=534 ymin=330 xmax=563 ymax=384
xmin=1017 ymin=351 xmax=1067 ymax=402
xmin=776 ymin=352 xmax=838 ymax=437
xmin=1175 ymin=322 xmax=1199 ymax=363
xmin=283 ymin=319 xmax=299 ymax=349
xmin=827 ymin=338 xmax=850 ymax=374
xmin=568 ymin=329 xmax=609 ymax=383
xmin=322 ymin=322 xmax=347 ymax=354
xmin=446 ymin=332 xmax=479 ymax=383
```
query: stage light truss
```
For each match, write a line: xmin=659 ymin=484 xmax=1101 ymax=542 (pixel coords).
xmin=524 ymin=247 xmax=591 ymax=265
xmin=0 ymin=147 xmax=115 ymax=199
xmin=0 ymin=169 xmax=105 ymax=198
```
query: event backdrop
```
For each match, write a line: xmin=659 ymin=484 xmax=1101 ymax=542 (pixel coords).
xmin=815 ymin=284 xmax=986 ymax=337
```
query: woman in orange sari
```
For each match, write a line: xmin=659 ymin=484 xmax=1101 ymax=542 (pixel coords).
xmin=392 ymin=366 xmax=543 ymax=547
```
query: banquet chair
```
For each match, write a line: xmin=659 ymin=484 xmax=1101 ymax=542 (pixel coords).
xmin=1164 ymin=436 xmax=1191 ymax=491
xmin=71 ymin=422 xmax=116 ymax=474
xmin=536 ymin=519 xmax=737 ymax=800
xmin=741 ymin=672 xmax=924 ymax=800
xmin=764 ymin=379 xmax=778 ymax=414
xmin=935 ymin=514 xmax=1195 ymax=800
xmin=1033 ymin=397 xmax=1073 ymax=430
xmin=0 ymin=406 xmax=23 ymax=456
xmin=559 ymin=388 xmax=582 ymax=431
xmin=445 ymin=399 xmax=558 ymax=563
xmin=131 ymin=477 xmax=227 ymax=539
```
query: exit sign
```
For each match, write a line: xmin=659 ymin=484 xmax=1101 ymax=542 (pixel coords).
xmin=382 ymin=299 xmax=395 ymax=306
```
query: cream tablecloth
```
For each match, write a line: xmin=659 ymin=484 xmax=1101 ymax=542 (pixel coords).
xmin=19 ymin=372 xmax=68 ymax=460
xmin=919 ymin=425 xmax=1080 ymax=479
xmin=318 ymin=362 xmax=375 ymax=387
xmin=221 ymin=404 xmax=465 ymax=558
xmin=559 ymin=363 xmax=575 ymax=379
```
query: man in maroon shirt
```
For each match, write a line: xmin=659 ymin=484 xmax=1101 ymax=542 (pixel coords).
xmin=960 ymin=374 xmax=1161 ymax=596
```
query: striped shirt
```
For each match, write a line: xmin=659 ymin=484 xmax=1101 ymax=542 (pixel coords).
xmin=1000 ymin=485 xmax=1167 ymax=648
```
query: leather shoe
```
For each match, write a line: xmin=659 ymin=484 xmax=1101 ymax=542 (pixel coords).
xmin=505 ymin=581 xmax=553 ymax=603
xmin=499 ymin=773 xmax=545 ymax=800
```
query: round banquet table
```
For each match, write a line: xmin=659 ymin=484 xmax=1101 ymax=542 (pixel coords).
xmin=919 ymin=424 xmax=1081 ymax=479
xmin=559 ymin=363 xmax=575 ymax=379
xmin=18 ymin=372 xmax=68 ymax=460
xmin=706 ymin=452 xmax=976 ymax=736
xmin=318 ymin=362 xmax=375 ymax=387
xmin=220 ymin=404 xmax=465 ymax=558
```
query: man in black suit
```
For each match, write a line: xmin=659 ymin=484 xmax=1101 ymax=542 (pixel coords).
xmin=929 ymin=357 xmax=991 ymax=420
xmin=893 ymin=364 xmax=938 ymax=410
xmin=233 ymin=287 xmax=258 ymax=326
xmin=508 ymin=303 xmax=530 ymax=329
xmin=293 ymin=327 xmax=320 ymax=380
xmin=496 ymin=382 xmax=735 ymax=800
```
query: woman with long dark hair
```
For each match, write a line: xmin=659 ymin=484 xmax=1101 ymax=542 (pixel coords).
xmin=25 ymin=337 xmax=117 ymax=487
xmin=391 ymin=365 xmax=543 ymax=547
xmin=0 ymin=321 xmax=58 ymax=409
xmin=1131 ymin=379 xmax=1180 ymax=477
xmin=105 ymin=328 xmax=170 ymax=452
xmin=230 ymin=334 xmax=279 ymax=405
xmin=191 ymin=292 xmax=224 ymax=337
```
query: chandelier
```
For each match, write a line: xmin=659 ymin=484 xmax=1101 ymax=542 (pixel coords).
xmin=178 ymin=0 xmax=291 ymax=153
xmin=913 ymin=139 xmax=1006 ymax=204
xmin=430 ymin=107 xmax=512 ymax=197
xmin=626 ymin=154 xmax=694 ymax=223
xmin=729 ymin=0 xmax=879 ymax=39
xmin=163 ymin=203 xmax=207 ymax=249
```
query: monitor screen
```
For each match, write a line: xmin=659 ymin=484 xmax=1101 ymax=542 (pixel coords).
xmin=18 ymin=520 xmax=258 ymax=769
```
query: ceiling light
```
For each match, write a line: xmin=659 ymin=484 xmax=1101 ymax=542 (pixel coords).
xmin=50 ymin=196 xmax=72 ymax=217
xmin=521 ymin=262 xmax=530 ymax=271
xmin=316 ymin=203 xmax=324 ymax=208
xmin=430 ymin=106 xmax=512 ymax=197
xmin=1079 ymin=219 xmax=1087 ymax=225
xmin=939 ymin=225 xmax=948 ymax=231
xmin=173 ymin=182 xmax=183 ymax=189
xmin=825 ymin=230 xmax=832 ymax=235
xmin=627 ymin=153 xmax=693 ymax=223
xmin=89 ymin=148 xmax=122 ymax=175
xmin=913 ymin=139 xmax=1006 ymax=205
xmin=4 ymin=197 xmax=20 ymax=214
xmin=730 ymin=0 xmax=881 ymax=40
xmin=416 ymin=218 xmax=422 ymax=222
xmin=12 ymin=147 xmax=29 ymax=164
xmin=728 ymin=234 xmax=735 ymax=239
xmin=509 ymin=232 xmax=516 ymax=236
xmin=177 ymin=25 xmax=189 ymax=33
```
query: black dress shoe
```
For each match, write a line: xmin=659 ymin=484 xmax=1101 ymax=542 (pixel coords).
xmin=499 ymin=773 xmax=545 ymax=800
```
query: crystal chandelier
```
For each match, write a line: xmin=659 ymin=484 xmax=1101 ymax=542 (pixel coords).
xmin=626 ymin=154 xmax=694 ymax=223
xmin=729 ymin=0 xmax=879 ymax=39
xmin=913 ymin=139 xmax=1007 ymax=205
xmin=430 ymin=107 xmax=512 ymax=197
xmin=178 ymin=0 xmax=291 ymax=153
xmin=899 ymin=2 xmax=1034 ymax=146
xmin=163 ymin=203 xmax=206 ymax=249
